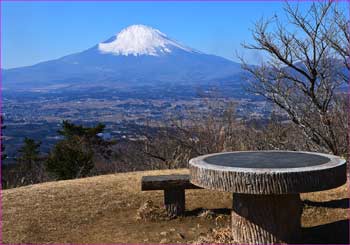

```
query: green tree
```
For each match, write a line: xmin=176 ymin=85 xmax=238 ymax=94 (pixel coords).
xmin=1 ymin=115 xmax=7 ymax=188
xmin=46 ymin=138 xmax=94 ymax=180
xmin=46 ymin=121 xmax=114 ymax=180
xmin=12 ymin=137 xmax=44 ymax=186
xmin=17 ymin=137 xmax=41 ymax=170
xmin=1 ymin=115 xmax=7 ymax=162
xmin=58 ymin=120 xmax=114 ymax=158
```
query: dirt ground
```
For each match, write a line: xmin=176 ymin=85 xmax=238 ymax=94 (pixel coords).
xmin=2 ymin=169 xmax=349 ymax=244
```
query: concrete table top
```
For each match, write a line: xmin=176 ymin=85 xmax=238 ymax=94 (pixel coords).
xmin=189 ymin=151 xmax=347 ymax=243
xmin=189 ymin=151 xmax=346 ymax=194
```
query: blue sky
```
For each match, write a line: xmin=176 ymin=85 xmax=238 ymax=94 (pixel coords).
xmin=1 ymin=1 xmax=347 ymax=69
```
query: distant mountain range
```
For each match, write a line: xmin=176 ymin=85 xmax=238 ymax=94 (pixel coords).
xmin=3 ymin=25 xmax=244 ymax=91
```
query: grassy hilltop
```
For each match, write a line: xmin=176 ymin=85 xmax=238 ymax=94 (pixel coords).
xmin=2 ymin=169 xmax=349 ymax=244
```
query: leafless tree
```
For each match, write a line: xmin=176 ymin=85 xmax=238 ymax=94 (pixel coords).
xmin=140 ymin=97 xmax=244 ymax=168
xmin=240 ymin=1 xmax=349 ymax=155
xmin=325 ymin=2 xmax=350 ymax=74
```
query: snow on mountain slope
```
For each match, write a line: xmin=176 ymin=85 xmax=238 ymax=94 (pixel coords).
xmin=98 ymin=25 xmax=196 ymax=56
xmin=3 ymin=24 xmax=243 ymax=91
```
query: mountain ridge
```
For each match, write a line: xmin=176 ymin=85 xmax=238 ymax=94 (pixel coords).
xmin=3 ymin=25 xmax=243 ymax=91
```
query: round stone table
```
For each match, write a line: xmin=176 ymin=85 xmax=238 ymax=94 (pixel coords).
xmin=189 ymin=151 xmax=346 ymax=244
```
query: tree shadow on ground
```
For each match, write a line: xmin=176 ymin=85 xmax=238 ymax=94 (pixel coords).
xmin=301 ymin=219 xmax=349 ymax=244
xmin=303 ymin=198 xmax=349 ymax=209
xmin=184 ymin=208 xmax=349 ymax=244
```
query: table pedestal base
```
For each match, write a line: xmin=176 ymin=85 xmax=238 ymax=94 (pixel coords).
xmin=232 ymin=193 xmax=302 ymax=244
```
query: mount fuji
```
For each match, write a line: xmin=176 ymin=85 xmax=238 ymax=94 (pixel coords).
xmin=3 ymin=25 xmax=243 ymax=91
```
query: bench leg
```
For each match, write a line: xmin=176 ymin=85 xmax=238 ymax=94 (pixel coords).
xmin=164 ymin=188 xmax=185 ymax=217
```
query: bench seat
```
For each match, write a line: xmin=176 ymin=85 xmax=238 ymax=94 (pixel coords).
xmin=141 ymin=174 xmax=201 ymax=190
xmin=141 ymin=174 xmax=202 ymax=217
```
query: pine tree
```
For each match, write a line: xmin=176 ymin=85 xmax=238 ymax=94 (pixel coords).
xmin=1 ymin=115 xmax=7 ymax=162
xmin=46 ymin=121 xmax=114 ymax=180
xmin=17 ymin=137 xmax=41 ymax=170
xmin=13 ymin=137 xmax=43 ymax=185
xmin=46 ymin=138 xmax=93 ymax=180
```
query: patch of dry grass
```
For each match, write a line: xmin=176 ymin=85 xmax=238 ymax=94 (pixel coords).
xmin=136 ymin=200 xmax=169 ymax=221
xmin=2 ymin=169 xmax=349 ymax=244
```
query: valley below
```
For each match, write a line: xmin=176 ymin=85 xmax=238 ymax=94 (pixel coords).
xmin=2 ymin=84 xmax=274 ymax=160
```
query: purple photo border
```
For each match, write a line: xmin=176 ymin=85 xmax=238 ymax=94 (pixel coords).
xmin=1 ymin=1 xmax=3 ymax=244
xmin=0 ymin=0 xmax=349 ymax=245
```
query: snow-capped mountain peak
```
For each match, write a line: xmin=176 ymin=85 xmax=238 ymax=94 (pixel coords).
xmin=3 ymin=24 xmax=243 ymax=91
xmin=98 ymin=24 xmax=194 ymax=56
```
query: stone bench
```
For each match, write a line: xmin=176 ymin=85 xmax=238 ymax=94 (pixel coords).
xmin=141 ymin=174 xmax=202 ymax=217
